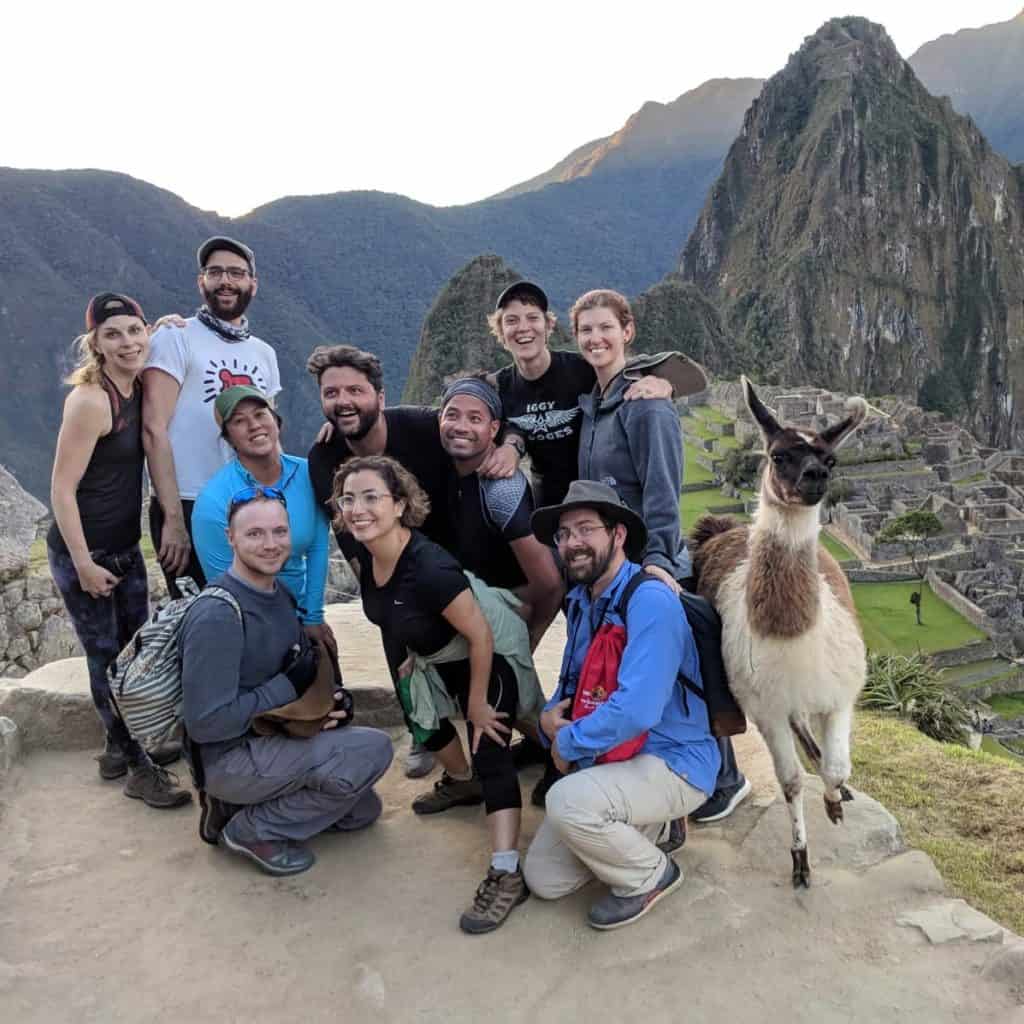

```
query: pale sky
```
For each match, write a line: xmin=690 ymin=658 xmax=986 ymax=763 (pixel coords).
xmin=3 ymin=1 xmax=1018 ymax=215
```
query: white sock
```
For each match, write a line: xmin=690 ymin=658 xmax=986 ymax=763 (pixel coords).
xmin=448 ymin=767 xmax=473 ymax=782
xmin=491 ymin=850 xmax=519 ymax=874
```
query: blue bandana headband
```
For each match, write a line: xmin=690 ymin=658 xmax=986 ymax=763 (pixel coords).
xmin=441 ymin=377 xmax=503 ymax=421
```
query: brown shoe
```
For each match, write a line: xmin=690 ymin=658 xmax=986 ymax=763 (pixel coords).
xmin=412 ymin=772 xmax=483 ymax=815
xmin=123 ymin=763 xmax=192 ymax=809
xmin=459 ymin=867 xmax=529 ymax=935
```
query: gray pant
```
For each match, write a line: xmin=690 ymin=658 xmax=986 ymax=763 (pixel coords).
xmin=204 ymin=727 xmax=393 ymax=843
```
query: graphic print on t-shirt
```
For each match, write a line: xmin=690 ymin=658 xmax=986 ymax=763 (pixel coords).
xmin=507 ymin=403 xmax=579 ymax=443
xmin=202 ymin=357 xmax=269 ymax=402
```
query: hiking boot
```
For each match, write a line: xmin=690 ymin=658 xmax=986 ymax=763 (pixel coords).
xmin=587 ymin=857 xmax=683 ymax=931
xmin=412 ymin=772 xmax=483 ymax=815
xmin=96 ymin=741 xmax=128 ymax=781
xmin=145 ymin=737 xmax=183 ymax=768
xmin=198 ymin=790 xmax=240 ymax=845
xmin=459 ymin=867 xmax=529 ymax=935
xmin=219 ymin=820 xmax=315 ymax=877
xmin=123 ymin=762 xmax=193 ymax=810
xmin=691 ymin=776 xmax=752 ymax=824
xmin=510 ymin=735 xmax=548 ymax=770
xmin=403 ymin=740 xmax=435 ymax=779
xmin=657 ymin=817 xmax=687 ymax=854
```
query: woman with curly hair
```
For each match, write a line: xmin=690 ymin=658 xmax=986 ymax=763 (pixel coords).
xmin=48 ymin=293 xmax=190 ymax=809
xmin=333 ymin=454 xmax=531 ymax=934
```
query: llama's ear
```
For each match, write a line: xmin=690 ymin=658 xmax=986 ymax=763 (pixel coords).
xmin=742 ymin=375 xmax=781 ymax=441
xmin=819 ymin=396 xmax=868 ymax=450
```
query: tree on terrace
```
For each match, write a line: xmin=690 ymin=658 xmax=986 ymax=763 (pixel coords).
xmin=876 ymin=510 xmax=944 ymax=626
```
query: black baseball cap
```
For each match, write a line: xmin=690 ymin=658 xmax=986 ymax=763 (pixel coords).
xmin=495 ymin=280 xmax=548 ymax=313
xmin=196 ymin=236 xmax=256 ymax=274
xmin=85 ymin=292 xmax=146 ymax=331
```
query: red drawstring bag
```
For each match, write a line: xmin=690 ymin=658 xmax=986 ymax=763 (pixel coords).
xmin=571 ymin=622 xmax=648 ymax=764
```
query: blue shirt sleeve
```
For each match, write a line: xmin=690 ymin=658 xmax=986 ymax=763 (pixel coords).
xmin=555 ymin=582 xmax=684 ymax=763
xmin=192 ymin=479 xmax=232 ymax=584
xmin=301 ymin=502 xmax=330 ymax=625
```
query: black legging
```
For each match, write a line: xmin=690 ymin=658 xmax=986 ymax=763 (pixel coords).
xmin=423 ymin=654 xmax=521 ymax=813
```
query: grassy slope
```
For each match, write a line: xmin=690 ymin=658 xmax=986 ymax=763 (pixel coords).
xmin=852 ymin=581 xmax=986 ymax=654
xmin=988 ymin=692 xmax=1024 ymax=717
xmin=853 ymin=710 xmax=1024 ymax=934
xmin=820 ymin=532 xmax=857 ymax=562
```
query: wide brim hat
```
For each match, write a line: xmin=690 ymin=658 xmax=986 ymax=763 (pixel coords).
xmin=531 ymin=479 xmax=647 ymax=562
xmin=624 ymin=350 xmax=708 ymax=399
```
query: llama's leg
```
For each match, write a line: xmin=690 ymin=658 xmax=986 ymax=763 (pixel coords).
xmin=760 ymin=718 xmax=811 ymax=888
xmin=821 ymin=705 xmax=854 ymax=825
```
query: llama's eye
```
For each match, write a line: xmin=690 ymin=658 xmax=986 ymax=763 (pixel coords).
xmin=771 ymin=452 xmax=785 ymax=465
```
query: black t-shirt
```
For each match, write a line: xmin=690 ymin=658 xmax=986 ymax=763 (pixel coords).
xmin=494 ymin=350 xmax=596 ymax=508
xmin=356 ymin=530 xmax=470 ymax=686
xmin=308 ymin=406 xmax=455 ymax=556
xmin=448 ymin=471 xmax=534 ymax=590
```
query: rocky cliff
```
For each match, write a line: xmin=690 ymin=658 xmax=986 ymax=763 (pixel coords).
xmin=679 ymin=17 xmax=1024 ymax=448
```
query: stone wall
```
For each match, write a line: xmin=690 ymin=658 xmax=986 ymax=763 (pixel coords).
xmin=926 ymin=570 xmax=997 ymax=637
xmin=1 ymin=574 xmax=82 ymax=678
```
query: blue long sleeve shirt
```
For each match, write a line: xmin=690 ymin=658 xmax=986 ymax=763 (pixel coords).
xmin=192 ymin=454 xmax=330 ymax=624
xmin=548 ymin=560 xmax=721 ymax=796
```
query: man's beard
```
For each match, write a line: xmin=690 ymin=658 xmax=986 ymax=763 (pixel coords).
xmin=328 ymin=404 xmax=380 ymax=442
xmin=202 ymin=283 xmax=253 ymax=321
xmin=565 ymin=540 xmax=616 ymax=586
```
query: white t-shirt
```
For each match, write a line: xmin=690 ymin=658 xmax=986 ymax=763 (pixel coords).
xmin=145 ymin=317 xmax=281 ymax=499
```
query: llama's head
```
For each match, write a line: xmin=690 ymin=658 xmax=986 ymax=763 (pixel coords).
xmin=743 ymin=376 xmax=867 ymax=508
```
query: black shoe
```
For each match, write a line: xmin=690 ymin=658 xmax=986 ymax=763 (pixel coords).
xmin=96 ymin=743 xmax=128 ymax=781
xmin=198 ymin=790 xmax=240 ymax=845
xmin=123 ymin=762 xmax=193 ymax=810
xmin=510 ymin=736 xmax=548 ymax=771
xmin=219 ymin=822 xmax=315 ymax=877
xmin=691 ymin=777 xmax=752 ymax=824
xmin=657 ymin=818 xmax=687 ymax=854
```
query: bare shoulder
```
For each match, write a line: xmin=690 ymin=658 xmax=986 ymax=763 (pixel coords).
xmin=63 ymin=383 xmax=110 ymax=424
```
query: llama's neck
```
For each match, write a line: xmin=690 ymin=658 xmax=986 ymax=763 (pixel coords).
xmin=745 ymin=492 xmax=822 ymax=638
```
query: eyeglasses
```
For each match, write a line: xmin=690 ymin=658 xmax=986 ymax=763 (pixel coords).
xmin=229 ymin=485 xmax=287 ymax=511
xmin=202 ymin=266 xmax=251 ymax=282
xmin=338 ymin=492 xmax=394 ymax=511
xmin=553 ymin=523 xmax=612 ymax=545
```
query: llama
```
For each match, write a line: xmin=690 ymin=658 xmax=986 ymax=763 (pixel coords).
xmin=691 ymin=377 xmax=868 ymax=888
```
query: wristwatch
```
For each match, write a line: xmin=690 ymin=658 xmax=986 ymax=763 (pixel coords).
xmin=502 ymin=435 xmax=526 ymax=457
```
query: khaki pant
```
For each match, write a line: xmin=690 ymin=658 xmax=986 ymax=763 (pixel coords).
xmin=523 ymin=754 xmax=707 ymax=899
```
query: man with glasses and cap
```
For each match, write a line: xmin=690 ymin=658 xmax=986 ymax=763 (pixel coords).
xmin=144 ymin=236 xmax=281 ymax=597
xmin=522 ymin=480 xmax=720 ymax=930
xmin=179 ymin=488 xmax=393 ymax=876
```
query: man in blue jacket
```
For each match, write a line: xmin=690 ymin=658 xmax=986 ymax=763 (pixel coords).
xmin=524 ymin=480 xmax=720 ymax=930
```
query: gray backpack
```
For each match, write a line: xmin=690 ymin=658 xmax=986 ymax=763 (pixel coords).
xmin=108 ymin=579 xmax=241 ymax=744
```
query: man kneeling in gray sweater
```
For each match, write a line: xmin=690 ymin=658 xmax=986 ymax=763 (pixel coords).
xmin=180 ymin=488 xmax=393 ymax=876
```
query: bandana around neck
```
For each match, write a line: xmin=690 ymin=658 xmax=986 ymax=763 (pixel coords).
xmin=196 ymin=305 xmax=251 ymax=342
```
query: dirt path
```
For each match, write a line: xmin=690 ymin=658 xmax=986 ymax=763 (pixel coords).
xmin=1 ymin=605 xmax=1020 ymax=1022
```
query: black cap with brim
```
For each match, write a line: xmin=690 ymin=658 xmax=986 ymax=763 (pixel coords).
xmin=531 ymin=479 xmax=647 ymax=563
xmin=624 ymin=351 xmax=708 ymax=398
xmin=495 ymin=280 xmax=548 ymax=313
xmin=197 ymin=236 xmax=256 ymax=274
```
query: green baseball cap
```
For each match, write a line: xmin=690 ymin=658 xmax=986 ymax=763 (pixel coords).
xmin=214 ymin=385 xmax=271 ymax=426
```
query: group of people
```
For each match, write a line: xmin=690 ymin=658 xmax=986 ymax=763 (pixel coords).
xmin=49 ymin=235 xmax=752 ymax=935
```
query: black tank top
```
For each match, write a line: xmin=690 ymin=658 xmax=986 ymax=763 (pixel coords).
xmin=48 ymin=375 xmax=144 ymax=555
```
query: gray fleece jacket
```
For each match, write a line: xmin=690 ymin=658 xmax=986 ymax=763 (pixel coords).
xmin=578 ymin=371 xmax=691 ymax=579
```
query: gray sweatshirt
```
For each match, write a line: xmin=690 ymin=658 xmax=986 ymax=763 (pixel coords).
xmin=578 ymin=371 xmax=691 ymax=579
xmin=180 ymin=571 xmax=301 ymax=763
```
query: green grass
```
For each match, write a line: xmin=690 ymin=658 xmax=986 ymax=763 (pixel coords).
xmin=988 ymin=692 xmax=1024 ymax=718
xmin=852 ymin=581 xmax=987 ymax=654
xmin=956 ymin=472 xmax=988 ymax=485
xmin=691 ymin=405 xmax=732 ymax=425
xmin=939 ymin=659 xmax=1016 ymax=690
xmin=683 ymin=443 xmax=715 ymax=484
xmin=820 ymin=532 xmax=857 ymax=563
xmin=681 ymin=417 xmax=716 ymax=441
xmin=853 ymin=710 xmax=1024 ymax=934
xmin=981 ymin=736 xmax=1024 ymax=763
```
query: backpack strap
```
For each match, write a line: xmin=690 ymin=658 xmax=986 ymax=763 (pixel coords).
xmin=615 ymin=570 xmax=706 ymax=711
xmin=197 ymin=586 xmax=244 ymax=635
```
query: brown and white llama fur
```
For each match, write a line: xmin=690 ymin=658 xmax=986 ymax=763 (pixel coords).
xmin=692 ymin=377 xmax=867 ymax=888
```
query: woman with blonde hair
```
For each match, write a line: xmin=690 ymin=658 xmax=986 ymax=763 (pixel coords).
xmin=48 ymin=293 xmax=190 ymax=809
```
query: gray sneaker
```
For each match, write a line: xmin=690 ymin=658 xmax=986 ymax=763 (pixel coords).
xmin=412 ymin=772 xmax=483 ymax=815
xmin=403 ymin=740 xmax=435 ymax=779
xmin=459 ymin=867 xmax=529 ymax=934
xmin=587 ymin=857 xmax=683 ymax=931
xmin=123 ymin=763 xmax=192 ymax=810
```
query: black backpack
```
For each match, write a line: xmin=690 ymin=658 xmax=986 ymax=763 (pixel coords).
xmin=616 ymin=571 xmax=747 ymax=738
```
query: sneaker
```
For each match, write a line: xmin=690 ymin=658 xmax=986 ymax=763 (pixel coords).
xmin=510 ymin=736 xmax=548 ymax=770
xmin=459 ymin=867 xmax=529 ymax=935
xmin=123 ymin=762 xmax=193 ymax=810
xmin=411 ymin=772 xmax=484 ymax=815
xmin=198 ymin=790 xmax=240 ymax=845
xmin=657 ymin=817 xmax=687 ymax=854
xmin=218 ymin=820 xmax=315 ymax=877
xmin=587 ymin=857 xmax=683 ymax=931
xmin=96 ymin=742 xmax=127 ymax=781
xmin=691 ymin=776 xmax=752 ymax=824
xmin=403 ymin=740 xmax=435 ymax=779
xmin=145 ymin=737 xmax=183 ymax=768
